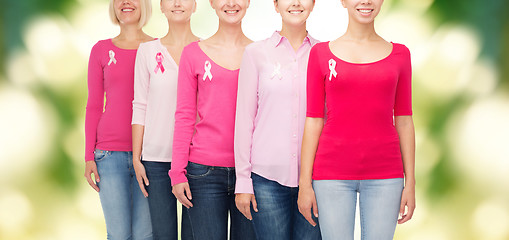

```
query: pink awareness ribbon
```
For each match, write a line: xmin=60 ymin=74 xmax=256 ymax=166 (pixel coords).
xmin=154 ymin=52 xmax=165 ymax=74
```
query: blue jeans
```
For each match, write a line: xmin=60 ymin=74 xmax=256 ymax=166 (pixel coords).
xmin=95 ymin=149 xmax=153 ymax=240
xmin=143 ymin=161 xmax=193 ymax=240
xmin=251 ymin=173 xmax=322 ymax=240
xmin=185 ymin=162 xmax=256 ymax=240
xmin=313 ymin=178 xmax=404 ymax=240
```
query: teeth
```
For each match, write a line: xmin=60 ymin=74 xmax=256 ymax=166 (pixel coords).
xmin=358 ymin=9 xmax=372 ymax=13
xmin=225 ymin=10 xmax=238 ymax=14
xmin=122 ymin=8 xmax=134 ymax=12
xmin=289 ymin=10 xmax=303 ymax=14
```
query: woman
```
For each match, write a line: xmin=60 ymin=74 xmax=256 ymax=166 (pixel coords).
xmin=131 ymin=0 xmax=199 ymax=239
xmin=298 ymin=0 xmax=416 ymax=239
xmin=169 ymin=0 xmax=256 ymax=239
xmin=84 ymin=0 xmax=154 ymax=239
xmin=234 ymin=0 xmax=321 ymax=239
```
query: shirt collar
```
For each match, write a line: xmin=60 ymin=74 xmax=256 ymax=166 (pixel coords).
xmin=270 ymin=31 xmax=319 ymax=48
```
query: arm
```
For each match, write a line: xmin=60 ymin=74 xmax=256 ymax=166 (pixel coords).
xmin=394 ymin=45 xmax=415 ymax=224
xmin=298 ymin=45 xmax=325 ymax=226
xmin=170 ymin=47 xmax=197 ymax=208
xmin=395 ymin=116 xmax=415 ymax=224
xmin=84 ymin=43 xmax=104 ymax=192
xmin=234 ymin=47 xmax=259 ymax=220
xmin=298 ymin=117 xmax=323 ymax=226
xmin=132 ymin=44 xmax=150 ymax=197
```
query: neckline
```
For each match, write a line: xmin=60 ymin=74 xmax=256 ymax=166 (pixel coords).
xmin=195 ymin=42 xmax=240 ymax=72
xmin=327 ymin=41 xmax=395 ymax=65
xmin=156 ymin=39 xmax=178 ymax=67
xmin=108 ymin=39 xmax=138 ymax=51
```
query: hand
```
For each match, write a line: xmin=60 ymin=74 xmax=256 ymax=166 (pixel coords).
xmin=235 ymin=193 xmax=258 ymax=220
xmin=172 ymin=182 xmax=193 ymax=208
xmin=84 ymin=161 xmax=100 ymax=192
xmin=133 ymin=159 xmax=149 ymax=197
xmin=398 ymin=184 xmax=416 ymax=224
xmin=298 ymin=185 xmax=319 ymax=226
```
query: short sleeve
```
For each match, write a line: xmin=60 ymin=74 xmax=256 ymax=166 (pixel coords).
xmin=393 ymin=45 xmax=413 ymax=116
xmin=306 ymin=44 xmax=326 ymax=118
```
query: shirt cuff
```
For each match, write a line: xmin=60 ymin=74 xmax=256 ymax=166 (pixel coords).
xmin=85 ymin=153 xmax=94 ymax=162
xmin=169 ymin=169 xmax=188 ymax=186
xmin=234 ymin=177 xmax=254 ymax=194
xmin=131 ymin=110 xmax=146 ymax=125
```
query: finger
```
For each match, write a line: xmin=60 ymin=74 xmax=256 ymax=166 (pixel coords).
xmin=398 ymin=205 xmax=414 ymax=224
xmin=137 ymin=176 xmax=148 ymax=197
xmin=302 ymin=207 xmax=316 ymax=226
xmin=185 ymin=185 xmax=193 ymax=201
xmin=312 ymin=199 xmax=319 ymax=218
xmin=93 ymin=168 xmax=100 ymax=182
xmin=177 ymin=192 xmax=193 ymax=208
xmin=244 ymin=205 xmax=253 ymax=220
xmin=399 ymin=201 xmax=406 ymax=219
xmin=252 ymin=197 xmax=258 ymax=212
xmin=86 ymin=175 xmax=99 ymax=192
xmin=142 ymin=174 xmax=149 ymax=186
xmin=403 ymin=205 xmax=415 ymax=223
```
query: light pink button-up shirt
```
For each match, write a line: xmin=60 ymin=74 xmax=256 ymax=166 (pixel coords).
xmin=132 ymin=39 xmax=178 ymax=162
xmin=234 ymin=32 xmax=319 ymax=194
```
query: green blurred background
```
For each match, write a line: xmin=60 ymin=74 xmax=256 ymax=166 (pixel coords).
xmin=1 ymin=0 xmax=508 ymax=239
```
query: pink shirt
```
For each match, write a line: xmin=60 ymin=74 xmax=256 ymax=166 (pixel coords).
xmin=234 ymin=32 xmax=319 ymax=194
xmin=132 ymin=39 xmax=178 ymax=162
xmin=85 ymin=39 xmax=137 ymax=161
xmin=170 ymin=41 xmax=241 ymax=186
xmin=307 ymin=42 xmax=412 ymax=180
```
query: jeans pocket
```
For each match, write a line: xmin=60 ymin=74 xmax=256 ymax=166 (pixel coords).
xmin=94 ymin=149 xmax=109 ymax=162
xmin=186 ymin=162 xmax=212 ymax=179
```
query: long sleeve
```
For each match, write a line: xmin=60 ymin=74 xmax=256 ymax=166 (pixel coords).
xmin=394 ymin=45 xmax=413 ymax=116
xmin=234 ymin=47 xmax=259 ymax=194
xmin=306 ymin=45 xmax=326 ymax=118
xmin=132 ymin=44 xmax=150 ymax=125
xmin=85 ymin=43 xmax=104 ymax=161
xmin=169 ymin=47 xmax=197 ymax=186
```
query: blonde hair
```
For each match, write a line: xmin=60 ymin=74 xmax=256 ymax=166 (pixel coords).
xmin=109 ymin=0 xmax=152 ymax=28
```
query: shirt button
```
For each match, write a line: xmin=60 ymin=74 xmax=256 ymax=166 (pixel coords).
xmin=294 ymin=74 xmax=297 ymax=78
xmin=293 ymin=114 xmax=297 ymax=118
xmin=294 ymin=58 xmax=297 ymax=62
xmin=292 ymin=153 xmax=296 ymax=157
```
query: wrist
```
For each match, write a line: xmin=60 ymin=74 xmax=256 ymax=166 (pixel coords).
xmin=404 ymin=178 xmax=416 ymax=187
xmin=299 ymin=181 xmax=313 ymax=189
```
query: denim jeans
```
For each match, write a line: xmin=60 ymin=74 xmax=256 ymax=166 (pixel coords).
xmin=185 ymin=162 xmax=256 ymax=240
xmin=143 ymin=161 xmax=193 ymax=240
xmin=95 ymin=149 xmax=153 ymax=240
xmin=251 ymin=173 xmax=322 ymax=240
xmin=313 ymin=178 xmax=404 ymax=240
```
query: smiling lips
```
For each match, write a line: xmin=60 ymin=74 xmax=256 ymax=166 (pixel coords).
xmin=224 ymin=10 xmax=240 ymax=14
xmin=357 ymin=8 xmax=374 ymax=15
xmin=121 ymin=8 xmax=134 ymax=12
xmin=288 ymin=10 xmax=304 ymax=15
